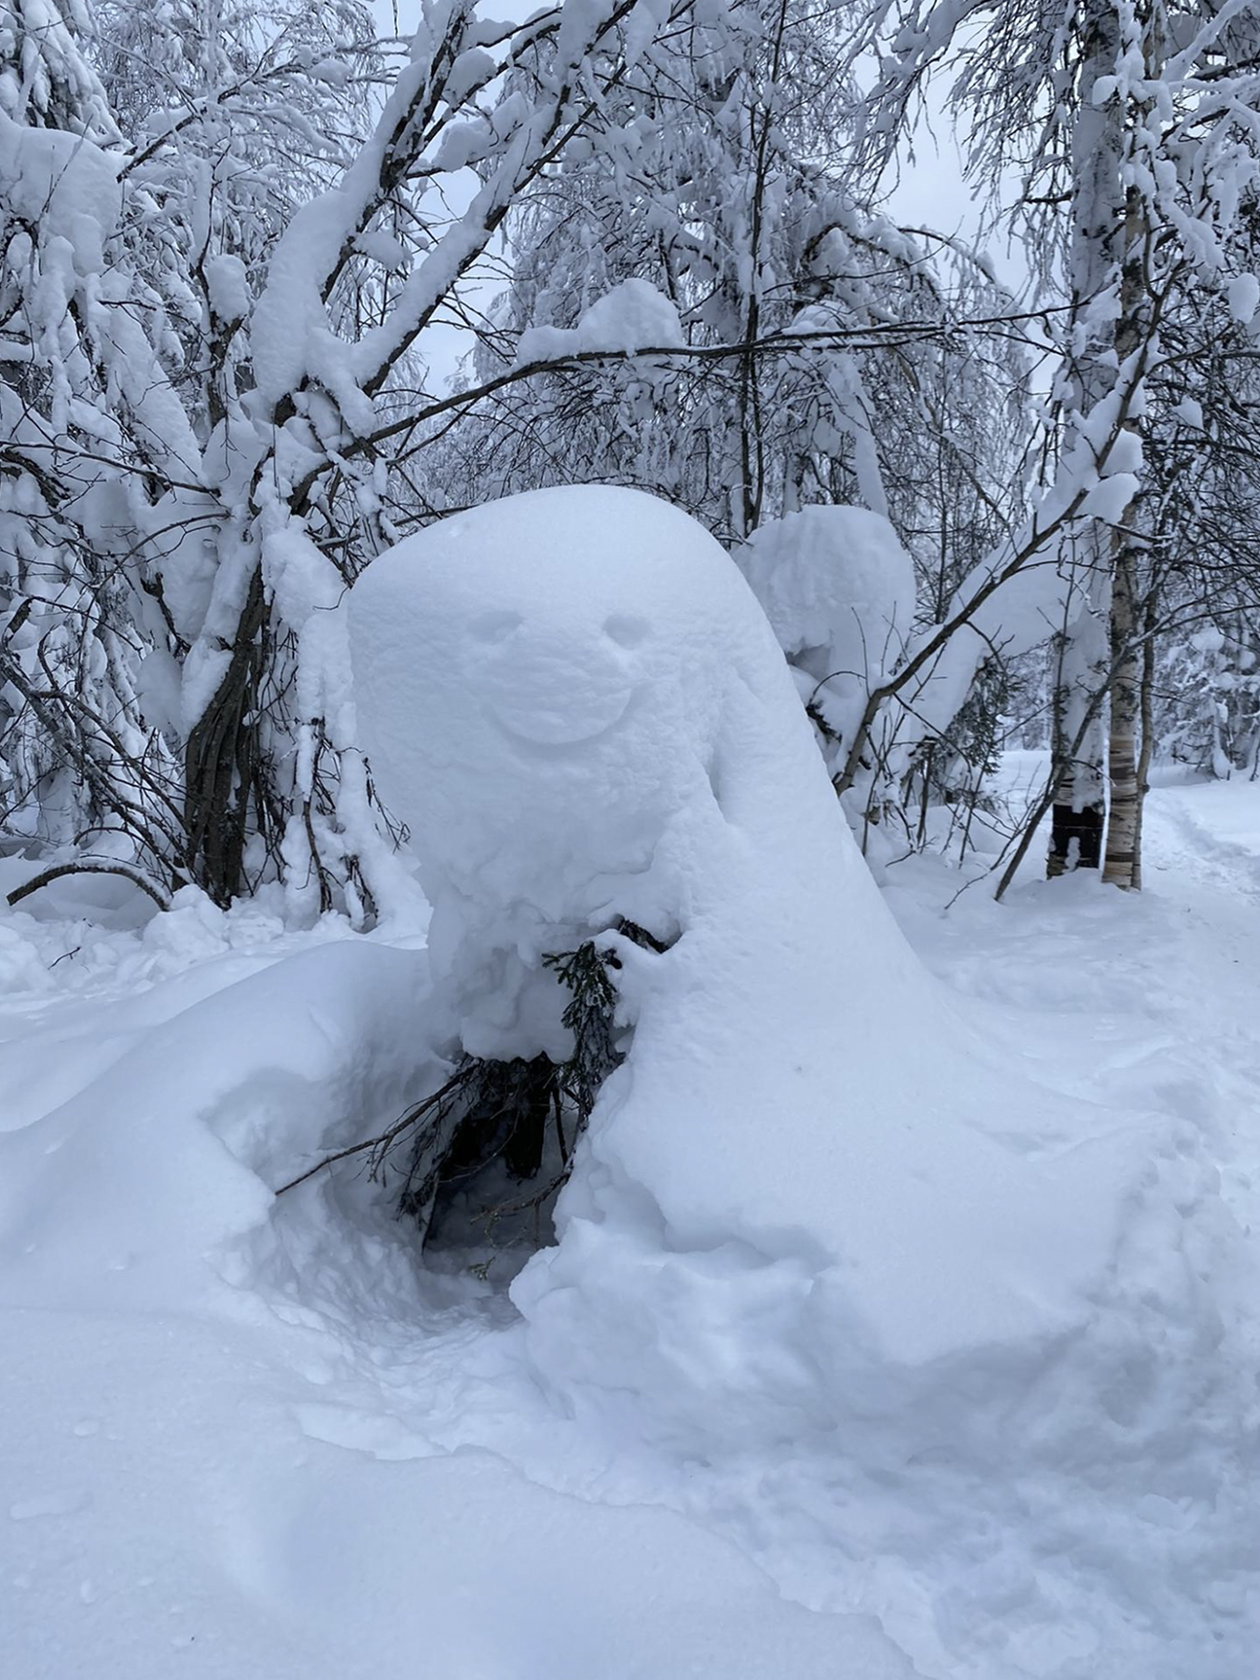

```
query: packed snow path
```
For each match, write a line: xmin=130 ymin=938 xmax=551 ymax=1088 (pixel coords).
xmin=1 ymin=776 xmax=1257 ymax=1679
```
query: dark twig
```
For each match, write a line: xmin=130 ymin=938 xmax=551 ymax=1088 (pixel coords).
xmin=273 ymin=1064 xmax=472 ymax=1197
xmin=7 ymin=862 xmax=172 ymax=910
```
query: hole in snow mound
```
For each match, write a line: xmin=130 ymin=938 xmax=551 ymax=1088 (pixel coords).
xmin=298 ymin=921 xmax=677 ymax=1280
xmin=396 ymin=935 xmax=629 ymax=1268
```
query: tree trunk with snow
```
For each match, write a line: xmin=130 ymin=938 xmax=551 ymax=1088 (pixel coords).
xmin=1047 ymin=549 xmax=1109 ymax=876
xmin=1046 ymin=0 xmax=1127 ymax=878
xmin=1102 ymin=11 xmax=1161 ymax=890
xmin=1103 ymin=532 xmax=1141 ymax=887
xmin=1129 ymin=593 xmax=1160 ymax=891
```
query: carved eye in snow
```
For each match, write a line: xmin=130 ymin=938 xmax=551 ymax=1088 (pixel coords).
xmin=603 ymin=614 xmax=650 ymax=649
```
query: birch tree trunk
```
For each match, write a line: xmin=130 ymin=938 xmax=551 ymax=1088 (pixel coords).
xmin=1045 ymin=0 xmax=1125 ymax=877
xmin=1128 ymin=593 xmax=1159 ymax=891
xmin=1102 ymin=8 xmax=1161 ymax=889
xmin=1102 ymin=529 xmax=1141 ymax=886
xmin=1047 ymin=539 xmax=1109 ymax=875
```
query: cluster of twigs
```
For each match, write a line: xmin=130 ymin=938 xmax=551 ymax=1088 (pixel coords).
xmin=274 ymin=932 xmax=642 ymax=1249
xmin=273 ymin=1061 xmax=478 ymax=1199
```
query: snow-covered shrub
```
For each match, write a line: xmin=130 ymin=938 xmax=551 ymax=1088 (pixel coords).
xmin=732 ymin=502 xmax=1025 ymax=852
xmin=0 ymin=14 xmax=192 ymax=883
xmin=734 ymin=504 xmax=915 ymax=792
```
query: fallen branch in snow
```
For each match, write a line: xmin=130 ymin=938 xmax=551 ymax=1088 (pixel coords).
xmin=273 ymin=1064 xmax=475 ymax=1198
xmin=6 ymin=862 xmax=172 ymax=911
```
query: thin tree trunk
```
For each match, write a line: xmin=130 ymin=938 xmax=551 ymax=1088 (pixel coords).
xmin=1046 ymin=0 xmax=1123 ymax=879
xmin=734 ymin=0 xmax=790 ymax=538
xmin=1101 ymin=5 xmax=1159 ymax=889
xmin=1102 ymin=531 xmax=1140 ymax=886
xmin=1047 ymin=544 xmax=1109 ymax=876
xmin=1129 ymin=592 xmax=1158 ymax=890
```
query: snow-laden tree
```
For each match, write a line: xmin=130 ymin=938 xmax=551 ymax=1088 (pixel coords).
xmin=431 ymin=0 xmax=1039 ymax=858
xmin=454 ymin=0 xmax=1025 ymax=551
xmin=96 ymin=0 xmax=382 ymax=441
xmin=1155 ymin=619 xmax=1260 ymax=777
xmin=0 ymin=0 xmax=196 ymax=892
xmin=854 ymin=0 xmax=1260 ymax=889
xmin=1138 ymin=283 xmax=1260 ymax=789
xmin=149 ymin=0 xmax=770 ymax=913
xmin=455 ymin=0 xmax=886 ymax=536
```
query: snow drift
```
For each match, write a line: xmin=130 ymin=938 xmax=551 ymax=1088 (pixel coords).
xmin=0 ymin=917 xmax=434 ymax=1315
xmin=0 ymin=880 xmax=918 ymax=1680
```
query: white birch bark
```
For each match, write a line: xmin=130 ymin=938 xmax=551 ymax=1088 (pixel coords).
xmin=1047 ymin=0 xmax=1124 ymax=876
xmin=1102 ymin=3 xmax=1163 ymax=889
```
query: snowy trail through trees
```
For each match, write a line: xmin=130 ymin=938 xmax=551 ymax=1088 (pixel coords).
xmin=1 ymin=778 xmax=1258 ymax=1679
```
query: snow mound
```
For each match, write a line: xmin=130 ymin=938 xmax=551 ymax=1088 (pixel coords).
xmin=736 ymin=503 xmax=915 ymax=679
xmin=0 ymin=932 xmax=434 ymax=1313
xmin=517 ymin=276 xmax=683 ymax=364
xmin=349 ymin=485 xmax=1174 ymax=1456
xmin=734 ymin=504 xmax=916 ymax=779
xmin=0 ymin=884 xmax=919 ymax=1680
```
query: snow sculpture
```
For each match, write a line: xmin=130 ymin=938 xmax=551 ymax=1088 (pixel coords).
xmin=349 ymin=486 xmax=1143 ymax=1452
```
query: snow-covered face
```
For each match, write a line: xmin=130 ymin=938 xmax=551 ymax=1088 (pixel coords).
xmin=468 ymin=604 xmax=648 ymax=748
xmin=349 ymin=487 xmax=758 ymax=931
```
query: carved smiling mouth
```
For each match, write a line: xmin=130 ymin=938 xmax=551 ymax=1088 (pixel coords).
xmin=489 ymin=684 xmax=636 ymax=747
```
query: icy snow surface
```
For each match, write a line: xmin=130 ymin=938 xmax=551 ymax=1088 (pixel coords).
xmin=1 ymin=509 xmax=1257 ymax=1675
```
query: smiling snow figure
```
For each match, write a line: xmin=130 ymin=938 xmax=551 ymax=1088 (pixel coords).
xmin=350 ymin=486 xmax=1166 ymax=1454
xmin=349 ymin=486 xmax=769 ymax=1065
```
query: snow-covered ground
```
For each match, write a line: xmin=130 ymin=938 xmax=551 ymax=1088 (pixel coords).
xmin=2 ymin=771 xmax=1258 ymax=1679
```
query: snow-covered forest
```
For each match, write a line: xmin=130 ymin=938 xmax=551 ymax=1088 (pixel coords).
xmin=2 ymin=0 xmax=1258 ymax=1675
